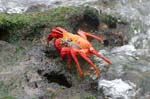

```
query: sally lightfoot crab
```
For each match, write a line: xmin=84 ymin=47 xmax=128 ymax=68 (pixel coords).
xmin=47 ymin=27 xmax=112 ymax=78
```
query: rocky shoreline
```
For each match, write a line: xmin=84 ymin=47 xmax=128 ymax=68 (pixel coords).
xmin=0 ymin=1 xmax=150 ymax=99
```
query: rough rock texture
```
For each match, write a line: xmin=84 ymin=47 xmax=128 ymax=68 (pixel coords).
xmin=98 ymin=79 xmax=137 ymax=99
xmin=92 ymin=44 xmax=150 ymax=99
xmin=1 ymin=3 xmax=150 ymax=98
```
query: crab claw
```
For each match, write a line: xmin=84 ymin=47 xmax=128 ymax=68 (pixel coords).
xmin=47 ymin=28 xmax=64 ymax=44
xmin=47 ymin=27 xmax=71 ymax=44
xmin=55 ymin=27 xmax=69 ymax=33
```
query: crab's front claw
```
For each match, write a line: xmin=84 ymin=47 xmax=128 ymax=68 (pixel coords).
xmin=47 ymin=34 xmax=53 ymax=44
xmin=54 ymin=38 xmax=62 ymax=52
xmin=55 ymin=27 xmax=69 ymax=33
xmin=47 ymin=28 xmax=64 ymax=44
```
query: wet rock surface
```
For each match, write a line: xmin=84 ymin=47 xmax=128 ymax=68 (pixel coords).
xmin=0 ymin=33 xmax=149 ymax=98
xmin=0 ymin=0 xmax=98 ymax=13
xmin=0 ymin=42 xmax=99 ymax=99
xmin=0 ymin=0 xmax=150 ymax=99
xmin=98 ymin=79 xmax=137 ymax=99
xmin=92 ymin=44 xmax=150 ymax=99
xmin=28 ymin=45 xmax=72 ymax=88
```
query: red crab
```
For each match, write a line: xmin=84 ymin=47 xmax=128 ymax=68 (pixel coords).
xmin=47 ymin=27 xmax=112 ymax=78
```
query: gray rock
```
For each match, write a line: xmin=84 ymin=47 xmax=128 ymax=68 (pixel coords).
xmin=98 ymin=79 xmax=137 ymax=99
xmin=0 ymin=40 xmax=16 ymax=53
xmin=0 ymin=40 xmax=17 ymax=71
xmin=27 ymin=44 xmax=72 ymax=88
xmin=0 ymin=0 xmax=98 ymax=13
xmin=25 ymin=3 xmax=48 ymax=13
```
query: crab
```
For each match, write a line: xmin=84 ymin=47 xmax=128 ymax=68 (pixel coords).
xmin=47 ymin=27 xmax=112 ymax=78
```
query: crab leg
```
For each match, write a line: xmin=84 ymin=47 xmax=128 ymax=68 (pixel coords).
xmin=77 ymin=30 xmax=88 ymax=40
xmin=55 ymin=27 xmax=69 ymax=33
xmin=60 ymin=47 xmax=70 ymax=59
xmin=78 ymin=30 xmax=104 ymax=44
xmin=79 ymin=51 xmax=101 ymax=78
xmin=60 ymin=47 xmax=72 ymax=70
xmin=55 ymin=38 xmax=73 ymax=70
xmin=90 ymin=47 xmax=112 ymax=64
xmin=70 ymin=48 xmax=84 ymax=77
xmin=67 ymin=54 xmax=72 ymax=70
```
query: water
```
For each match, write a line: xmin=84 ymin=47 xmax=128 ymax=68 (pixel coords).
xmin=0 ymin=0 xmax=98 ymax=13
xmin=94 ymin=0 xmax=150 ymax=49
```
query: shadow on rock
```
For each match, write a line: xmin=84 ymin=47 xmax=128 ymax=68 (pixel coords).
xmin=27 ymin=44 xmax=72 ymax=88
